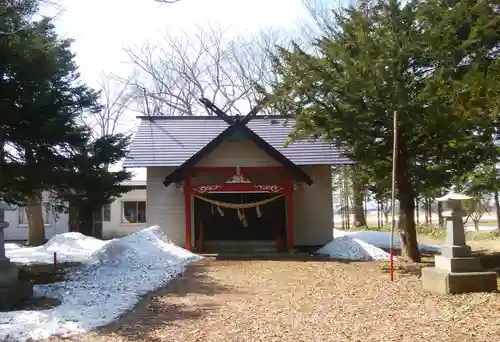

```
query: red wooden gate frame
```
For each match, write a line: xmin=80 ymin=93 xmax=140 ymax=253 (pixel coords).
xmin=191 ymin=183 xmax=285 ymax=194
xmin=184 ymin=166 xmax=295 ymax=252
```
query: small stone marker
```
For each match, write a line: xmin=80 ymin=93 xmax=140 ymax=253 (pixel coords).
xmin=421 ymin=192 xmax=498 ymax=294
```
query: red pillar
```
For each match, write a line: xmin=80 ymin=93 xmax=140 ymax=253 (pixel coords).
xmin=184 ymin=174 xmax=192 ymax=251
xmin=286 ymin=173 xmax=295 ymax=252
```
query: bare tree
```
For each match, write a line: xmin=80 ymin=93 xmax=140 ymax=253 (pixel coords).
xmin=124 ymin=24 xmax=296 ymax=116
xmin=300 ymin=0 xmax=337 ymax=34
xmin=79 ymin=72 xmax=135 ymax=138
xmin=298 ymin=0 xmax=354 ymax=51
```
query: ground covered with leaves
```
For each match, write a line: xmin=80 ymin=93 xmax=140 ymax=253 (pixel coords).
xmin=44 ymin=258 xmax=500 ymax=342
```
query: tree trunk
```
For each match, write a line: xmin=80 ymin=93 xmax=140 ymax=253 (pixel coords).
xmin=494 ymin=189 xmax=500 ymax=232
xmin=437 ymin=201 xmax=444 ymax=227
xmin=397 ymin=186 xmax=421 ymax=261
xmin=78 ymin=205 xmax=95 ymax=237
xmin=474 ymin=219 xmax=479 ymax=231
xmin=68 ymin=203 xmax=79 ymax=232
xmin=352 ymin=179 xmax=366 ymax=227
xmin=427 ymin=198 xmax=433 ymax=224
xmin=26 ymin=193 xmax=45 ymax=246
xmin=396 ymin=139 xmax=421 ymax=262
xmin=332 ymin=202 xmax=335 ymax=229
xmin=416 ymin=197 xmax=420 ymax=224
xmin=344 ymin=176 xmax=350 ymax=230
xmin=364 ymin=192 xmax=368 ymax=217
xmin=383 ymin=200 xmax=389 ymax=225
xmin=377 ymin=200 xmax=381 ymax=229
xmin=424 ymin=197 xmax=429 ymax=224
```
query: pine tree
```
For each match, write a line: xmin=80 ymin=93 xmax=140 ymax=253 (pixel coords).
xmin=0 ymin=0 xmax=132 ymax=245
xmin=268 ymin=0 xmax=500 ymax=261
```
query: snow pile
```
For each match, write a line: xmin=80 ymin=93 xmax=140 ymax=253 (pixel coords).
xmin=4 ymin=243 xmax=21 ymax=250
xmin=317 ymin=236 xmax=390 ymax=261
xmin=6 ymin=232 xmax=111 ymax=264
xmin=333 ymin=229 xmax=440 ymax=253
xmin=0 ymin=226 xmax=201 ymax=342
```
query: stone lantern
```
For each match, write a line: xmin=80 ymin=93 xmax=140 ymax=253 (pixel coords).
xmin=0 ymin=201 xmax=30 ymax=309
xmin=421 ymin=192 xmax=498 ymax=294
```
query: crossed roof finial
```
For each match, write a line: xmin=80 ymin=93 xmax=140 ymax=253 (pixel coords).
xmin=199 ymin=97 xmax=269 ymax=126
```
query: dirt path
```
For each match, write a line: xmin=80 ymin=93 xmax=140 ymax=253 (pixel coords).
xmin=52 ymin=258 xmax=500 ymax=342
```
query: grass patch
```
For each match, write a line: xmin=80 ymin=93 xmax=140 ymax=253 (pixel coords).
xmin=6 ymin=296 xmax=61 ymax=311
xmin=466 ymin=230 xmax=500 ymax=241
xmin=0 ymin=264 xmax=75 ymax=312
xmin=16 ymin=262 xmax=78 ymax=285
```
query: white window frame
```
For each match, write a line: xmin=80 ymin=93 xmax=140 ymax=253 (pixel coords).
xmin=121 ymin=201 xmax=146 ymax=224
xmin=102 ymin=203 xmax=111 ymax=222
xmin=18 ymin=203 xmax=52 ymax=227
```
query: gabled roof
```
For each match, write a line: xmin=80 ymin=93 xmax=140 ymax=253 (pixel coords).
xmin=123 ymin=116 xmax=353 ymax=169
xmin=162 ymin=119 xmax=314 ymax=186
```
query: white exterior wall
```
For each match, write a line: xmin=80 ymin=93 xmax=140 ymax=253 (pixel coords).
xmin=145 ymin=139 xmax=282 ymax=247
xmin=196 ymin=140 xmax=281 ymax=167
xmin=3 ymin=192 xmax=69 ymax=241
xmin=146 ymin=167 xmax=186 ymax=245
xmin=102 ymin=188 xmax=147 ymax=239
xmin=4 ymin=187 xmax=149 ymax=241
xmin=293 ymin=165 xmax=334 ymax=246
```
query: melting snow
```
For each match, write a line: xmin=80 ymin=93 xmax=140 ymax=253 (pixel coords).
xmin=317 ymin=236 xmax=390 ymax=261
xmin=317 ymin=229 xmax=440 ymax=261
xmin=4 ymin=243 xmax=21 ymax=251
xmin=333 ymin=229 xmax=440 ymax=253
xmin=6 ymin=233 xmax=111 ymax=264
xmin=0 ymin=226 xmax=201 ymax=341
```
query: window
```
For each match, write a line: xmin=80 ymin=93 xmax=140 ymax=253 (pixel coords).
xmin=102 ymin=204 xmax=111 ymax=222
xmin=18 ymin=204 xmax=52 ymax=225
xmin=122 ymin=201 xmax=146 ymax=223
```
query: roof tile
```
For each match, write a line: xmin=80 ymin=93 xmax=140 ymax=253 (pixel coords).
xmin=123 ymin=116 xmax=353 ymax=168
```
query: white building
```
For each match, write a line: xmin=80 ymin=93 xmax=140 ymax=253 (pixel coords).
xmin=3 ymin=192 xmax=69 ymax=241
xmin=4 ymin=181 xmax=147 ymax=241
xmin=101 ymin=180 xmax=147 ymax=239
xmin=123 ymin=114 xmax=352 ymax=253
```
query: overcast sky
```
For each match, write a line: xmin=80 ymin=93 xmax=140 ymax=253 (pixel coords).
xmin=51 ymin=0 xmax=311 ymax=180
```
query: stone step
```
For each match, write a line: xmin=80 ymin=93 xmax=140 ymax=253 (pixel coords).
xmin=201 ymin=240 xmax=278 ymax=254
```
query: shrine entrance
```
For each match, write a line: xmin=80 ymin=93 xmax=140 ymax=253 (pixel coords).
xmin=182 ymin=166 xmax=297 ymax=253
xmin=194 ymin=192 xmax=286 ymax=242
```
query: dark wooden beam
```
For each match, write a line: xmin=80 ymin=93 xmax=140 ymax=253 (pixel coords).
xmin=199 ymin=98 xmax=234 ymax=124
xmin=240 ymin=96 xmax=269 ymax=126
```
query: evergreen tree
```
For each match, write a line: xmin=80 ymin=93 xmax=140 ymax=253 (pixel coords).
xmin=268 ymin=0 xmax=500 ymax=261
xmin=0 ymin=0 xmax=132 ymax=245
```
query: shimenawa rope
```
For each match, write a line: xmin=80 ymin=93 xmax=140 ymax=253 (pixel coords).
xmin=193 ymin=194 xmax=284 ymax=209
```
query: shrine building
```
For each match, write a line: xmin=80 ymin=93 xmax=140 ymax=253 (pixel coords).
xmin=123 ymin=101 xmax=352 ymax=253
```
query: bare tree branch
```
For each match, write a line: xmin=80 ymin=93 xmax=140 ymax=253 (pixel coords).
xmin=79 ymin=73 xmax=135 ymax=138
xmin=299 ymin=0 xmax=352 ymax=38
xmin=123 ymin=24 xmax=294 ymax=116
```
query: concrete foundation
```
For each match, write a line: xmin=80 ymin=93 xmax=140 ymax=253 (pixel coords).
xmin=434 ymin=255 xmax=483 ymax=273
xmin=422 ymin=267 xmax=498 ymax=294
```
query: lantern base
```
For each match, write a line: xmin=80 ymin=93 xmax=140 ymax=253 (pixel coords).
xmin=421 ymin=267 xmax=497 ymax=294
xmin=0 ymin=260 xmax=33 ymax=310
